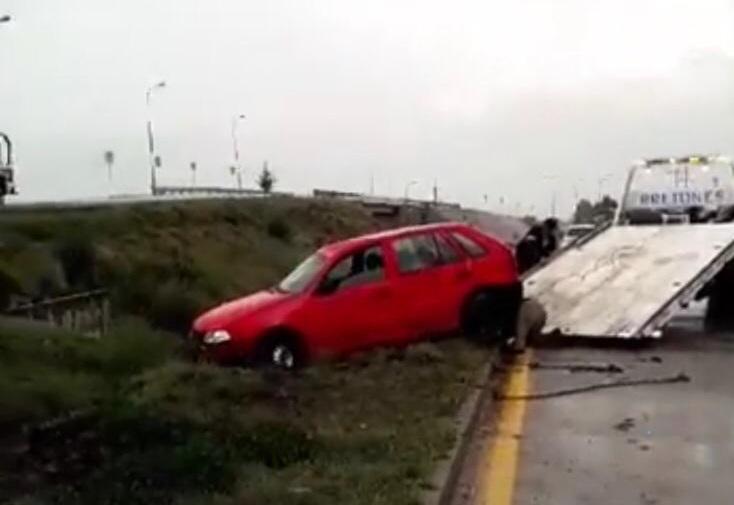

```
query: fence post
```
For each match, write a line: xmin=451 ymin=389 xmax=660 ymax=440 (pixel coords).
xmin=101 ymin=298 xmax=110 ymax=336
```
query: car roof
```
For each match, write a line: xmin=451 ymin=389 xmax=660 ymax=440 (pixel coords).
xmin=318 ymin=222 xmax=468 ymax=258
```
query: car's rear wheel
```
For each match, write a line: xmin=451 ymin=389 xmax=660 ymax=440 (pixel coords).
xmin=461 ymin=289 xmax=515 ymax=343
xmin=254 ymin=332 xmax=305 ymax=371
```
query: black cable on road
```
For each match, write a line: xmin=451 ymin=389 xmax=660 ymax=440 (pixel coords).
xmin=495 ymin=372 xmax=691 ymax=401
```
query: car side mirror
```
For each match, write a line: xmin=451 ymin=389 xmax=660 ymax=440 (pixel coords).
xmin=316 ymin=277 xmax=340 ymax=296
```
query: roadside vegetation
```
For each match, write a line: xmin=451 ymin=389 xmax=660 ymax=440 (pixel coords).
xmin=0 ymin=197 xmax=378 ymax=332
xmin=0 ymin=197 xmax=493 ymax=503
xmin=0 ymin=318 xmax=489 ymax=505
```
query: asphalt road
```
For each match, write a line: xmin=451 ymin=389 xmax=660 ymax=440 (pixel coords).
xmin=452 ymin=315 xmax=734 ymax=505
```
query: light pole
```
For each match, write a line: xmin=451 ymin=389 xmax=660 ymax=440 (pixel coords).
xmin=146 ymin=80 xmax=166 ymax=195
xmin=404 ymin=180 xmax=418 ymax=200
xmin=190 ymin=161 xmax=197 ymax=187
xmin=543 ymin=174 xmax=559 ymax=217
xmin=597 ymin=173 xmax=612 ymax=201
xmin=231 ymin=114 xmax=246 ymax=189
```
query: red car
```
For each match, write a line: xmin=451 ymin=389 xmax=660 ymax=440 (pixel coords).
xmin=192 ymin=222 xmax=521 ymax=369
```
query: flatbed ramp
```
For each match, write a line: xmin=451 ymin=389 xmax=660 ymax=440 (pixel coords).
xmin=524 ymin=223 xmax=734 ymax=338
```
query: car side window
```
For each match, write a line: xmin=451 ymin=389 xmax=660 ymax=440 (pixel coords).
xmin=451 ymin=231 xmax=487 ymax=258
xmin=322 ymin=245 xmax=385 ymax=293
xmin=392 ymin=234 xmax=442 ymax=273
xmin=434 ymin=233 xmax=461 ymax=264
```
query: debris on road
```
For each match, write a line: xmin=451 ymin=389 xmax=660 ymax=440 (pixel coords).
xmin=495 ymin=372 xmax=691 ymax=401
xmin=613 ymin=417 xmax=636 ymax=432
xmin=639 ymin=355 xmax=663 ymax=364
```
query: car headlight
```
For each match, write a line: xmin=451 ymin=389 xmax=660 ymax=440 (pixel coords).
xmin=203 ymin=330 xmax=231 ymax=345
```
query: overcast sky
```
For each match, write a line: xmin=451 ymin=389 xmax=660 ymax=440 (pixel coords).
xmin=2 ymin=0 xmax=734 ymax=216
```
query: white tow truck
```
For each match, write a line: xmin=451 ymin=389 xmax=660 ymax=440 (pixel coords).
xmin=525 ymin=155 xmax=734 ymax=338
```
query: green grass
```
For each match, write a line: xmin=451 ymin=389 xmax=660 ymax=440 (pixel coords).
xmin=0 ymin=317 xmax=180 ymax=430
xmin=0 ymin=197 xmax=483 ymax=504
xmin=0 ymin=321 xmax=489 ymax=505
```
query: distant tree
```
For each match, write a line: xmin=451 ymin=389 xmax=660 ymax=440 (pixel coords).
xmin=573 ymin=196 xmax=618 ymax=224
xmin=592 ymin=195 xmax=618 ymax=223
xmin=573 ymin=199 xmax=594 ymax=223
xmin=104 ymin=150 xmax=115 ymax=182
xmin=257 ymin=161 xmax=276 ymax=193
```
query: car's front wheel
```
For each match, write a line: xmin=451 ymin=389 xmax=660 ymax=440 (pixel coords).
xmin=254 ymin=332 xmax=305 ymax=370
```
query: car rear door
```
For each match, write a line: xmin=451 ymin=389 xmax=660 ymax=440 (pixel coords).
xmin=388 ymin=232 xmax=467 ymax=339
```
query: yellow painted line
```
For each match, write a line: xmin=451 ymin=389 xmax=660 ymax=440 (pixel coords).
xmin=477 ymin=350 xmax=532 ymax=505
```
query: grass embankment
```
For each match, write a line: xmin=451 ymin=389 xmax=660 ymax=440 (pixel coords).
xmin=0 ymin=197 xmax=489 ymax=504
xmin=0 ymin=319 xmax=489 ymax=505
xmin=0 ymin=197 xmax=378 ymax=332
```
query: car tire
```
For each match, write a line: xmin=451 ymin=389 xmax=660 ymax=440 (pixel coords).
xmin=254 ymin=332 xmax=305 ymax=371
xmin=461 ymin=289 xmax=513 ymax=343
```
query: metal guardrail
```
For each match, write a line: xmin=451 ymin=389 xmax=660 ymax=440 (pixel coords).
xmin=5 ymin=289 xmax=110 ymax=335
xmin=155 ymin=185 xmax=273 ymax=196
xmin=2 ymin=187 xmax=297 ymax=212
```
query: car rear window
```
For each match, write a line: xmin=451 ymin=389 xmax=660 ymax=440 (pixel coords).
xmin=451 ymin=231 xmax=487 ymax=258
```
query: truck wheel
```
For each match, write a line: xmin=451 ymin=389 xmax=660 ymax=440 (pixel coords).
xmin=255 ymin=332 xmax=305 ymax=370
xmin=461 ymin=290 xmax=510 ymax=342
xmin=704 ymin=292 xmax=734 ymax=332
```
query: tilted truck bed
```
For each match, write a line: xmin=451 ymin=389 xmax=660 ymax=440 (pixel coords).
xmin=524 ymin=223 xmax=734 ymax=338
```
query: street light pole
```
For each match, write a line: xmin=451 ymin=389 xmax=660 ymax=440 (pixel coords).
xmin=404 ymin=180 xmax=418 ymax=200
xmin=597 ymin=174 xmax=612 ymax=201
xmin=146 ymin=81 xmax=166 ymax=195
xmin=231 ymin=114 xmax=246 ymax=189
xmin=543 ymin=174 xmax=559 ymax=217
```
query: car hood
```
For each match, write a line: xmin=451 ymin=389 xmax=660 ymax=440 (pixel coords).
xmin=193 ymin=289 xmax=291 ymax=331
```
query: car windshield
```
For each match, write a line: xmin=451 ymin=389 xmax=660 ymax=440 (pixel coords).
xmin=277 ymin=253 xmax=325 ymax=294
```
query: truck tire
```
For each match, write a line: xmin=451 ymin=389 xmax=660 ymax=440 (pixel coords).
xmin=704 ymin=292 xmax=734 ymax=332
xmin=702 ymin=259 xmax=734 ymax=332
xmin=461 ymin=289 xmax=515 ymax=343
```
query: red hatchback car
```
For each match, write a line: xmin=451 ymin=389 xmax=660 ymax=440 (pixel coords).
xmin=192 ymin=222 xmax=521 ymax=369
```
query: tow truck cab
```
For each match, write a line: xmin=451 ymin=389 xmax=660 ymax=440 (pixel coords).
xmin=618 ymin=155 xmax=734 ymax=225
xmin=525 ymin=154 xmax=734 ymax=339
xmin=613 ymin=154 xmax=734 ymax=331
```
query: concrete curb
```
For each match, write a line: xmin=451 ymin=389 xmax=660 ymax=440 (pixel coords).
xmin=423 ymin=348 xmax=500 ymax=505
